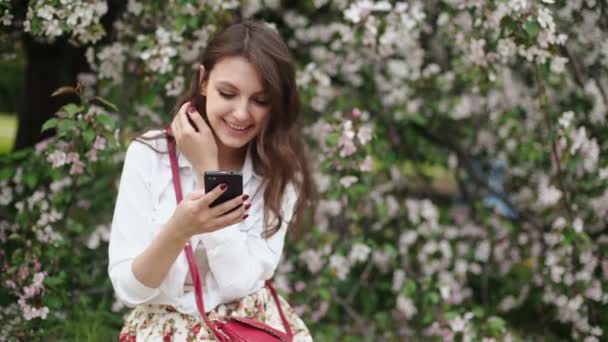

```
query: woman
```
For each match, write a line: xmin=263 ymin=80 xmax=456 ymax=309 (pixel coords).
xmin=109 ymin=21 xmax=314 ymax=341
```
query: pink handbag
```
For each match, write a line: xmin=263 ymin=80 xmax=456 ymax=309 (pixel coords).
xmin=166 ymin=129 xmax=294 ymax=342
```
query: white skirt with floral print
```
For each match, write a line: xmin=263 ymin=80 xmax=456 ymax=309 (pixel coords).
xmin=118 ymin=287 xmax=313 ymax=342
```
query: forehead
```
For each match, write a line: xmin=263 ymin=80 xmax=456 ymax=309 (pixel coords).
xmin=209 ymin=56 xmax=265 ymax=93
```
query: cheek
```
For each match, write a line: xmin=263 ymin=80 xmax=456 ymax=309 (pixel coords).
xmin=206 ymin=96 xmax=230 ymax=122
xmin=254 ymin=108 xmax=271 ymax=125
xmin=252 ymin=110 xmax=270 ymax=133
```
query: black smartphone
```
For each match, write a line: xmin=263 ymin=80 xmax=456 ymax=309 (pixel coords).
xmin=204 ymin=171 xmax=243 ymax=208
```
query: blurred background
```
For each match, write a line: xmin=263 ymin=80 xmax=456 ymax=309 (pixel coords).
xmin=1 ymin=1 xmax=607 ymax=341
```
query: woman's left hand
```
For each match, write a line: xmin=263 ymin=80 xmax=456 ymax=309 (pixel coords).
xmin=170 ymin=101 xmax=219 ymax=187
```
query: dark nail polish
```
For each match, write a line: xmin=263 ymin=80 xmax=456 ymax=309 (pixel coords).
xmin=187 ymin=105 xmax=195 ymax=114
xmin=220 ymin=184 xmax=227 ymax=190
xmin=242 ymin=194 xmax=249 ymax=201
xmin=242 ymin=214 xmax=249 ymax=220
xmin=244 ymin=204 xmax=251 ymax=210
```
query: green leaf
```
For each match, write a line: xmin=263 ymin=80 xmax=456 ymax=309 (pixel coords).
xmin=524 ymin=20 xmax=540 ymax=39
xmin=188 ymin=16 xmax=199 ymax=29
xmin=319 ymin=287 xmax=331 ymax=300
xmin=486 ymin=316 xmax=506 ymax=332
xmin=76 ymin=120 xmax=88 ymax=130
xmin=175 ymin=16 xmax=186 ymax=31
xmin=0 ymin=167 xmax=13 ymax=180
xmin=45 ymin=275 xmax=64 ymax=287
xmin=41 ymin=118 xmax=59 ymax=132
xmin=63 ymin=103 xmax=84 ymax=117
xmin=70 ymin=222 xmax=84 ymax=233
xmin=24 ymin=173 xmax=38 ymax=189
xmin=44 ymin=294 xmax=63 ymax=310
xmin=82 ymin=129 xmax=96 ymax=143
xmin=326 ymin=132 xmax=340 ymax=147
xmin=57 ymin=120 xmax=74 ymax=134
xmin=96 ymin=114 xmax=114 ymax=128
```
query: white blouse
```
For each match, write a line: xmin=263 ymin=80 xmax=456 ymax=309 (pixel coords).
xmin=108 ymin=130 xmax=297 ymax=314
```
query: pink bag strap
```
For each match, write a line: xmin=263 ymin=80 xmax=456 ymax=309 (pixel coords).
xmin=265 ymin=280 xmax=294 ymax=337
xmin=165 ymin=128 xmax=293 ymax=339
xmin=166 ymin=128 xmax=227 ymax=340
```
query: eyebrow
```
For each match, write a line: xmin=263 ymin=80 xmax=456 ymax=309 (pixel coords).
xmin=216 ymin=81 xmax=266 ymax=96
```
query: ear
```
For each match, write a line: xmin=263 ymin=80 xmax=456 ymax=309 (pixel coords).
xmin=198 ymin=64 xmax=207 ymax=96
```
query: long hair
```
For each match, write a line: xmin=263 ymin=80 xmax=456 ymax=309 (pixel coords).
xmin=137 ymin=21 xmax=315 ymax=237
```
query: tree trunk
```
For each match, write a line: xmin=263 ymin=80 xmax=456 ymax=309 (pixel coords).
xmin=13 ymin=36 xmax=86 ymax=151
xmin=12 ymin=0 xmax=125 ymax=151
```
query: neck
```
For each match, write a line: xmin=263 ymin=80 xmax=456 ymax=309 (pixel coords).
xmin=216 ymin=140 xmax=247 ymax=172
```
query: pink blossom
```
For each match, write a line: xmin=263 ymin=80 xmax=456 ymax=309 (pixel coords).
xmin=396 ymin=295 xmax=417 ymax=319
xmin=93 ymin=135 xmax=106 ymax=150
xmin=112 ymin=299 xmax=125 ymax=312
xmin=47 ymin=150 xmax=67 ymax=168
xmin=357 ymin=124 xmax=373 ymax=145
xmin=311 ymin=300 xmax=329 ymax=322
xmin=360 ymin=155 xmax=373 ymax=171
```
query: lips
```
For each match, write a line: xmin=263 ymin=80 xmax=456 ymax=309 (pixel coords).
xmin=223 ymin=119 xmax=253 ymax=135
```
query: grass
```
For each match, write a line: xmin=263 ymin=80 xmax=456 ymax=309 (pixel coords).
xmin=44 ymin=296 xmax=123 ymax=341
xmin=0 ymin=113 xmax=17 ymax=153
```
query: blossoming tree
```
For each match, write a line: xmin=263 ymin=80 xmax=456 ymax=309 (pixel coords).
xmin=1 ymin=0 xmax=607 ymax=341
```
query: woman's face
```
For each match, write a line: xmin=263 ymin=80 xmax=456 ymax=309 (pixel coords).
xmin=201 ymin=56 xmax=271 ymax=151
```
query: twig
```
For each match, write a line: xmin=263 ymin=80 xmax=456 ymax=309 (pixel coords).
xmin=346 ymin=259 xmax=374 ymax=303
xmin=534 ymin=65 xmax=575 ymax=222
xmin=331 ymin=288 xmax=372 ymax=338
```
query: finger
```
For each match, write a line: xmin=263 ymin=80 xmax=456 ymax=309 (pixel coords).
xmin=174 ymin=102 xmax=190 ymax=136
xmin=188 ymin=106 xmax=209 ymax=131
xmin=198 ymin=182 xmax=228 ymax=208
xmin=180 ymin=104 xmax=197 ymax=134
xmin=209 ymin=204 xmax=248 ymax=231
xmin=210 ymin=193 xmax=249 ymax=218
xmin=185 ymin=188 xmax=206 ymax=201
xmin=172 ymin=110 xmax=182 ymax=140
xmin=170 ymin=110 xmax=180 ymax=137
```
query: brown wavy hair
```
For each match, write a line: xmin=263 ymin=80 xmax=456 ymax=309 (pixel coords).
xmin=137 ymin=21 xmax=315 ymax=238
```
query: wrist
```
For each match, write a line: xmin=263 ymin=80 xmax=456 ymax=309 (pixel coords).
xmin=195 ymin=162 xmax=218 ymax=189
xmin=164 ymin=219 xmax=191 ymax=244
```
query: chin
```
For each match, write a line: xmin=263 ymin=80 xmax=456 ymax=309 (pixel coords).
xmin=219 ymin=137 xmax=251 ymax=149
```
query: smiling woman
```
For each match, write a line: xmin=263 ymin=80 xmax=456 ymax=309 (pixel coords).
xmin=200 ymin=56 xmax=272 ymax=156
xmin=108 ymin=21 xmax=315 ymax=341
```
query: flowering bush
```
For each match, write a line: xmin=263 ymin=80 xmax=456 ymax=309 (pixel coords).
xmin=2 ymin=0 xmax=608 ymax=341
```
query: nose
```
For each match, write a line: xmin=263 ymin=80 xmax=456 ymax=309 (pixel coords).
xmin=232 ymin=99 xmax=250 ymax=121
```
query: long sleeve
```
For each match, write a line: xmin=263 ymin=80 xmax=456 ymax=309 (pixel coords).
xmin=200 ymin=182 xmax=298 ymax=304
xmin=108 ymin=141 xmax=162 ymax=306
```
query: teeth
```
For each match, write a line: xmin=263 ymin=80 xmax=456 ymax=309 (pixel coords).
xmin=225 ymin=121 xmax=250 ymax=131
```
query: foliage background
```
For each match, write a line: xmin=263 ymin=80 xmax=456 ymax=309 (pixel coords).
xmin=1 ymin=0 xmax=608 ymax=341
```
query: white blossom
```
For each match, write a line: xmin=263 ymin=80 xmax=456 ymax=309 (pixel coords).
xmin=348 ymin=243 xmax=371 ymax=263
xmin=329 ymin=254 xmax=350 ymax=280
xmin=396 ymin=295 xmax=417 ymax=319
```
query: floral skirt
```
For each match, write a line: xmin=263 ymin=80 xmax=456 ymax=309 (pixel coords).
xmin=118 ymin=287 xmax=313 ymax=341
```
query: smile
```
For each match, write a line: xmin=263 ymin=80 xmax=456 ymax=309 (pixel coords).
xmin=224 ymin=119 xmax=253 ymax=134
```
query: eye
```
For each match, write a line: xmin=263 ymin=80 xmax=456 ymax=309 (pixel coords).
xmin=253 ymin=98 xmax=269 ymax=106
xmin=218 ymin=90 xmax=235 ymax=99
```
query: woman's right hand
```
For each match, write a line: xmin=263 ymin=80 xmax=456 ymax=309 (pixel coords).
xmin=171 ymin=100 xmax=219 ymax=185
xmin=167 ymin=184 xmax=250 ymax=240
